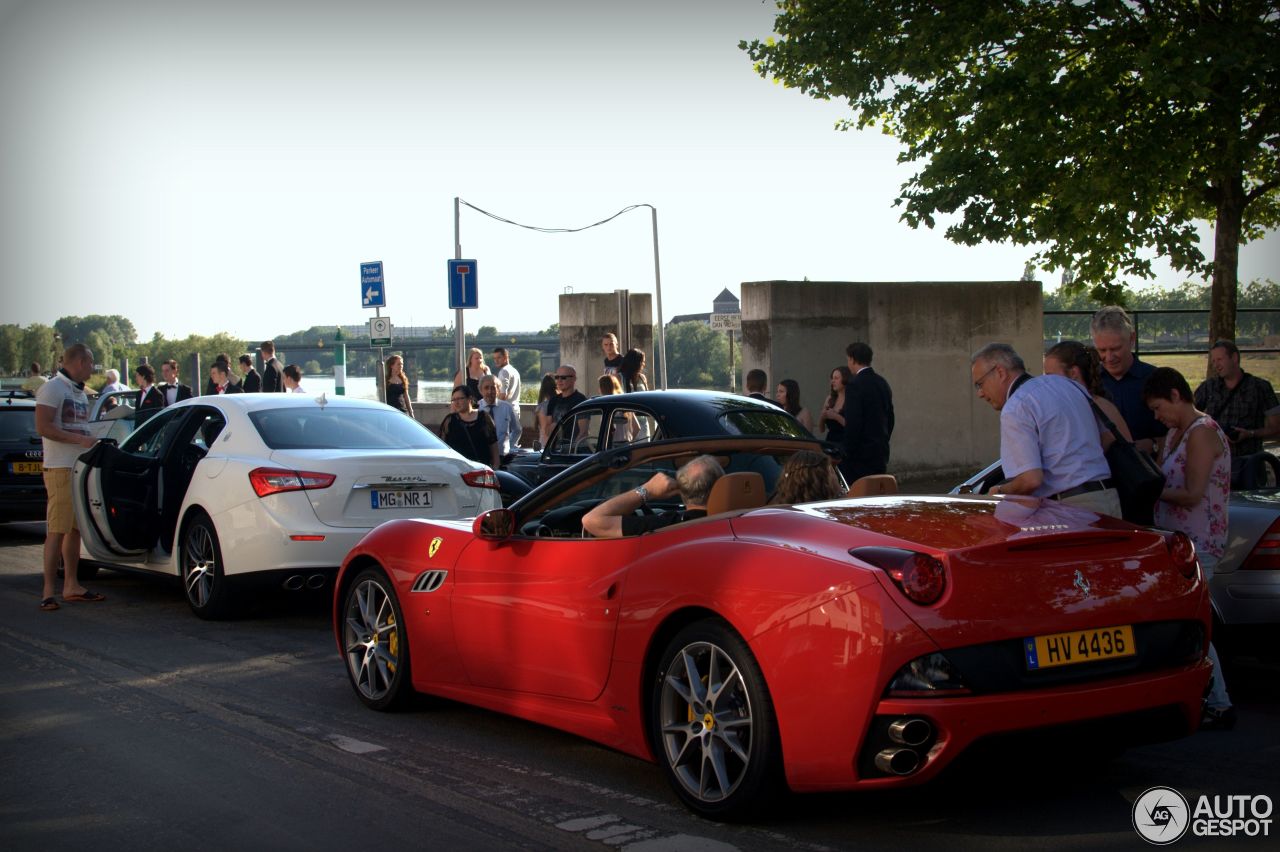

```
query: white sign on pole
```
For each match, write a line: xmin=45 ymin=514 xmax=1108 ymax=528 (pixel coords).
xmin=369 ymin=316 xmax=393 ymax=346
xmin=710 ymin=312 xmax=742 ymax=332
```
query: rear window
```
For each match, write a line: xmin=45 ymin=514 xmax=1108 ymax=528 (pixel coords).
xmin=249 ymin=407 xmax=448 ymax=451
xmin=0 ymin=408 xmax=39 ymax=444
xmin=718 ymin=410 xmax=810 ymax=438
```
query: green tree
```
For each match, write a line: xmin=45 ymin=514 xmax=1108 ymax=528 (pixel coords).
xmin=0 ymin=325 xmax=23 ymax=375
xmin=22 ymin=324 xmax=58 ymax=375
xmin=303 ymin=359 xmax=322 ymax=375
xmin=476 ymin=325 xmax=498 ymax=338
xmin=665 ymin=322 xmax=733 ymax=390
xmin=509 ymin=349 xmax=541 ymax=382
xmin=744 ymin=1 xmax=1280 ymax=346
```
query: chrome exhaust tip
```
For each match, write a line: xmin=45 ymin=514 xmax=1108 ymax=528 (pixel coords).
xmin=305 ymin=573 xmax=326 ymax=590
xmin=874 ymin=748 xmax=920 ymax=776
xmin=887 ymin=717 xmax=933 ymax=747
xmin=282 ymin=574 xmax=304 ymax=591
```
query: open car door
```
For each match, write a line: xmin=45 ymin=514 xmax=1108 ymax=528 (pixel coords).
xmin=74 ymin=407 xmax=189 ymax=561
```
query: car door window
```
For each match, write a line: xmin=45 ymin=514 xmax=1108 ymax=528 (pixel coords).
xmin=189 ymin=411 xmax=227 ymax=451
xmin=607 ymin=409 xmax=658 ymax=448
xmin=548 ymin=410 xmax=604 ymax=456
xmin=120 ymin=409 xmax=185 ymax=458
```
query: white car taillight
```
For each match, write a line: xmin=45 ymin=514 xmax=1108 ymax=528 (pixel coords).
xmin=249 ymin=467 xmax=336 ymax=498
xmin=462 ymin=469 xmax=499 ymax=489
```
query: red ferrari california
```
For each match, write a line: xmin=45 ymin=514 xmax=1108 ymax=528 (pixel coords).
xmin=333 ymin=434 xmax=1212 ymax=819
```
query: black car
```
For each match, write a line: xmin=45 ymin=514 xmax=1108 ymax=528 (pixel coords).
xmin=500 ymin=390 xmax=814 ymax=501
xmin=0 ymin=391 xmax=46 ymax=522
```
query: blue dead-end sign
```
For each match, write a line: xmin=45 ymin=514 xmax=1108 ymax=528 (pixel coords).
xmin=361 ymin=261 xmax=386 ymax=308
xmin=448 ymin=259 xmax=478 ymax=309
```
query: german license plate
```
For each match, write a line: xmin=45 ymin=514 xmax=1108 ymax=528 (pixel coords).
xmin=9 ymin=462 xmax=42 ymax=475
xmin=371 ymin=489 xmax=432 ymax=509
xmin=1024 ymin=625 xmax=1136 ymax=670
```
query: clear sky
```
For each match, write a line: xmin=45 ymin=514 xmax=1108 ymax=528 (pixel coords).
xmin=2 ymin=0 xmax=1275 ymax=342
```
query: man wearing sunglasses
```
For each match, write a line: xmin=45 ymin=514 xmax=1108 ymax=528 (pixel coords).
xmin=547 ymin=366 xmax=586 ymax=425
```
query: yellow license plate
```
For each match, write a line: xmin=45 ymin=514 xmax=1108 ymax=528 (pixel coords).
xmin=1024 ymin=625 xmax=1136 ymax=670
xmin=10 ymin=462 xmax=42 ymax=475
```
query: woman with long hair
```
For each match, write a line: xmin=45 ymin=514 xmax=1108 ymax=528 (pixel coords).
xmin=771 ymin=450 xmax=845 ymax=504
xmin=535 ymin=373 xmax=558 ymax=449
xmin=384 ymin=354 xmax=413 ymax=417
xmin=618 ymin=348 xmax=648 ymax=393
xmin=1143 ymin=366 xmax=1235 ymax=729
xmin=440 ymin=385 xmax=499 ymax=468
xmin=1044 ymin=340 xmax=1132 ymax=449
xmin=818 ymin=366 xmax=852 ymax=444
xmin=452 ymin=347 xmax=490 ymax=403
xmin=775 ymin=378 xmax=813 ymax=431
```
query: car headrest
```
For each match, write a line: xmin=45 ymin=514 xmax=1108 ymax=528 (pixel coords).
xmin=706 ymin=471 xmax=766 ymax=516
xmin=847 ymin=474 xmax=898 ymax=497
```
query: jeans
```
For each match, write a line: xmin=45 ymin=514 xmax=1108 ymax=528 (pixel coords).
xmin=1201 ymin=553 xmax=1232 ymax=711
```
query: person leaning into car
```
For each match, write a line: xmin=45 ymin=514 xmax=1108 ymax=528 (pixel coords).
xmin=35 ymin=343 xmax=105 ymax=610
xmin=583 ymin=455 xmax=723 ymax=538
xmin=970 ymin=342 xmax=1121 ymax=516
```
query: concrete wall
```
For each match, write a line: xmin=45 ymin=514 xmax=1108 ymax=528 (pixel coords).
xmin=557 ymin=291 xmax=653 ymax=385
xmin=741 ymin=280 xmax=1043 ymax=480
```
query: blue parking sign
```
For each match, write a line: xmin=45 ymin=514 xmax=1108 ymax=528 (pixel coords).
xmin=361 ymin=261 xmax=386 ymax=308
xmin=448 ymin=259 xmax=478 ymax=309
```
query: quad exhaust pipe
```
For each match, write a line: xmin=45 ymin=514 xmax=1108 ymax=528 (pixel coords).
xmin=875 ymin=748 xmax=921 ymax=776
xmin=282 ymin=574 xmax=328 ymax=591
xmin=874 ymin=717 xmax=934 ymax=776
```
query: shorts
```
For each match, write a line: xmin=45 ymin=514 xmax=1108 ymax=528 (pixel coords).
xmin=43 ymin=467 xmax=78 ymax=534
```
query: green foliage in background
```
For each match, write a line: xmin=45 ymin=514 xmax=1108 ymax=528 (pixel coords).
xmin=745 ymin=1 xmax=1280 ymax=347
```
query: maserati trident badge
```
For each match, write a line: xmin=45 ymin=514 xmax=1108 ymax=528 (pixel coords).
xmin=1074 ymin=569 xmax=1091 ymax=597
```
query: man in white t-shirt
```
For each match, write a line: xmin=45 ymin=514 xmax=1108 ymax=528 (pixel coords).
xmin=492 ymin=347 xmax=521 ymax=419
xmin=34 ymin=343 xmax=104 ymax=609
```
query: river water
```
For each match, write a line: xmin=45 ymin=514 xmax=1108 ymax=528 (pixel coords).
xmin=298 ymin=376 xmax=455 ymax=403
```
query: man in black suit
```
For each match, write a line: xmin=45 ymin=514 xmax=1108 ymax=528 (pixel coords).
xmin=260 ymin=340 xmax=284 ymax=392
xmin=238 ymin=354 xmax=261 ymax=392
xmin=209 ymin=362 xmax=243 ymax=394
xmin=840 ymin=341 xmax=895 ymax=483
xmin=160 ymin=359 xmax=194 ymax=406
xmin=134 ymin=364 xmax=166 ymax=424
xmin=745 ymin=369 xmax=782 ymax=407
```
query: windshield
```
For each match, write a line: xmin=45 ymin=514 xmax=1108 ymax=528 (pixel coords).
xmin=250 ymin=407 xmax=448 ymax=451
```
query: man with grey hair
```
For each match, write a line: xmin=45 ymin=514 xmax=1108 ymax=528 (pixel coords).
xmin=101 ymin=369 xmax=128 ymax=395
xmin=1090 ymin=305 xmax=1165 ymax=452
xmin=583 ymin=455 xmax=724 ymax=538
xmin=971 ymin=343 xmax=1120 ymax=515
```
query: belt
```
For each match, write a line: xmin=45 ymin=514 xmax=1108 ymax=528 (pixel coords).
xmin=1049 ymin=478 xmax=1115 ymax=501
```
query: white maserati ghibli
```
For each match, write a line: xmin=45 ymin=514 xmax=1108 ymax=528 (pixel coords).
xmin=73 ymin=393 xmax=500 ymax=618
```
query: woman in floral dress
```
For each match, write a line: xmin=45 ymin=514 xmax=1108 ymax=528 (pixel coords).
xmin=1144 ymin=366 xmax=1235 ymax=730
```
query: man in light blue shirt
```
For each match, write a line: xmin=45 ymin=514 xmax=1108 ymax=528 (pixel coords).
xmin=478 ymin=375 xmax=522 ymax=463
xmin=971 ymin=343 xmax=1120 ymax=516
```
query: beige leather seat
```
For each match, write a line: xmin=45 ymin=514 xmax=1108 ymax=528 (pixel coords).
xmin=847 ymin=474 xmax=898 ymax=498
xmin=705 ymin=472 xmax=767 ymax=515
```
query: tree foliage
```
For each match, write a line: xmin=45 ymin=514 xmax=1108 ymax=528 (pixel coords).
xmin=744 ymin=1 xmax=1280 ymax=344
xmin=665 ymin=322 xmax=739 ymax=390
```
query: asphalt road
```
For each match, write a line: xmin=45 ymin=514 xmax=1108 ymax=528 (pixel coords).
xmin=2 ymin=520 xmax=1277 ymax=852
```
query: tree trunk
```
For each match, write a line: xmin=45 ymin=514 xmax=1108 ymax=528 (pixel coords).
xmin=1208 ymin=174 xmax=1243 ymax=368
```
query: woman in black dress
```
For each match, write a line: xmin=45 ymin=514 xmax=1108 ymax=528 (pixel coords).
xmin=440 ymin=385 xmax=499 ymax=468
xmin=384 ymin=355 xmax=413 ymax=417
xmin=818 ymin=366 xmax=853 ymax=445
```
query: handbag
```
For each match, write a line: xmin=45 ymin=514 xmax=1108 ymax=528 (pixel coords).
xmin=1087 ymin=398 xmax=1165 ymax=525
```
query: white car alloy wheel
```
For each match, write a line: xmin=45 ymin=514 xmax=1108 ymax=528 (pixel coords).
xmin=181 ymin=513 xmax=232 ymax=619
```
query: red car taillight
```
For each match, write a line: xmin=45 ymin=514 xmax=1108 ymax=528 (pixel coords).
xmin=1166 ymin=530 xmax=1199 ymax=579
xmin=462 ymin=469 xmax=499 ymax=489
xmin=249 ymin=467 xmax=336 ymax=498
xmin=1241 ymin=519 xmax=1280 ymax=571
xmin=851 ymin=546 xmax=947 ymax=605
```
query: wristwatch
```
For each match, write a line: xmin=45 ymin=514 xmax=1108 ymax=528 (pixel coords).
xmin=633 ymin=486 xmax=648 ymax=505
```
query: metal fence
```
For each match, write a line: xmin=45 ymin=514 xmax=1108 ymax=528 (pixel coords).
xmin=1044 ymin=308 xmax=1280 ymax=356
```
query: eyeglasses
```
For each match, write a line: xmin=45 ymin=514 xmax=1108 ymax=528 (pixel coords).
xmin=553 ymin=374 xmax=574 ymax=381
xmin=972 ymin=365 xmax=998 ymax=391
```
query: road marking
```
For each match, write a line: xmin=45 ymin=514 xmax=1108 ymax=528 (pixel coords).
xmin=327 ymin=734 xmax=386 ymax=754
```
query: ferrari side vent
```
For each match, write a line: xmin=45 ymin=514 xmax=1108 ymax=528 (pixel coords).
xmin=411 ymin=570 xmax=448 ymax=593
